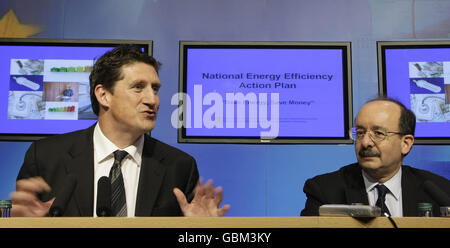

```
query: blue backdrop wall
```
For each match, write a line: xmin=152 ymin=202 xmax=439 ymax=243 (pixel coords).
xmin=0 ymin=0 xmax=449 ymax=216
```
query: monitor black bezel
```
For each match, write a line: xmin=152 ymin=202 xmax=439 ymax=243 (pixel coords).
xmin=0 ymin=38 xmax=153 ymax=141
xmin=377 ymin=40 xmax=450 ymax=145
xmin=178 ymin=41 xmax=353 ymax=144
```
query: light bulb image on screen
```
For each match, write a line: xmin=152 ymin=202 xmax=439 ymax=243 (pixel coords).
xmin=13 ymin=76 xmax=40 ymax=90
xmin=413 ymin=79 xmax=442 ymax=93
xmin=8 ymin=91 xmax=44 ymax=119
xmin=410 ymin=95 xmax=448 ymax=122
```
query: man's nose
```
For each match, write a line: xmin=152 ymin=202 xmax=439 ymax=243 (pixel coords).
xmin=142 ymin=89 xmax=158 ymax=105
xmin=360 ymin=131 xmax=375 ymax=147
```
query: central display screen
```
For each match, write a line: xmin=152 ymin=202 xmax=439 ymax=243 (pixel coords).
xmin=177 ymin=41 xmax=353 ymax=144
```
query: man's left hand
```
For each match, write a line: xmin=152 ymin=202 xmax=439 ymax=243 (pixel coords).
xmin=173 ymin=179 xmax=231 ymax=217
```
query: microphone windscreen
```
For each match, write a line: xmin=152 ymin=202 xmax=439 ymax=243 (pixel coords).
xmin=49 ymin=175 xmax=77 ymax=217
xmin=96 ymin=176 xmax=111 ymax=217
xmin=424 ymin=180 xmax=450 ymax=207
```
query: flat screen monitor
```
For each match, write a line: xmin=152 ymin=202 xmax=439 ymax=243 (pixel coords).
xmin=177 ymin=41 xmax=353 ymax=144
xmin=378 ymin=40 xmax=450 ymax=144
xmin=0 ymin=38 xmax=152 ymax=141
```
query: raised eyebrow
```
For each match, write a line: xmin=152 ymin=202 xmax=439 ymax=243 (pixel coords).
xmin=152 ymin=81 xmax=162 ymax=87
xmin=130 ymin=80 xmax=145 ymax=86
xmin=355 ymin=125 xmax=387 ymax=131
xmin=371 ymin=125 xmax=388 ymax=131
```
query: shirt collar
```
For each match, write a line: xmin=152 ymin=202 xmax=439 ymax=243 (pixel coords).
xmin=93 ymin=123 xmax=144 ymax=166
xmin=362 ymin=166 xmax=402 ymax=201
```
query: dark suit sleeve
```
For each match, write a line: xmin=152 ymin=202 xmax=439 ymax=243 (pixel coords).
xmin=300 ymin=178 xmax=325 ymax=216
xmin=148 ymin=149 xmax=200 ymax=216
xmin=184 ymin=156 xmax=200 ymax=203
xmin=17 ymin=142 xmax=38 ymax=180
xmin=16 ymin=142 xmax=54 ymax=202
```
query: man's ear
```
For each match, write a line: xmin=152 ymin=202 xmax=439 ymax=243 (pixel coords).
xmin=401 ymin=134 xmax=414 ymax=156
xmin=94 ymin=84 xmax=111 ymax=109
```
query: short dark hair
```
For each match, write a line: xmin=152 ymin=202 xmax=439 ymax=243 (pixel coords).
xmin=366 ymin=97 xmax=416 ymax=136
xmin=89 ymin=44 xmax=161 ymax=115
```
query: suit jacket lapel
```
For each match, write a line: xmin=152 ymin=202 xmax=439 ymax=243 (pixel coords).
xmin=344 ymin=165 xmax=421 ymax=216
xmin=64 ymin=125 xmax=95 ymax=216
xmin=401 ymin=166 xmax=420 ymax=216
xmin=345 ymin=164 xmax=370 ymax=205
xmin=135 ymin=136 xmax=167 ymax=216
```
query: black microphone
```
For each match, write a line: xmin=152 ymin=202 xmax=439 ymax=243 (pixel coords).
xmin=49 ymin=175 xmax=77 ymax=217
xmin=96 ymin=176 xmax=112 ymax=217
xmin=424 ymin=180 xmax=450 ymax=207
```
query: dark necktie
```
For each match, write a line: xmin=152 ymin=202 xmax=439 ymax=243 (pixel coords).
xmin=375 ymin=184 xmax=391 ymax=216
xmin=110 ymin=150 xmax=128 ymax=216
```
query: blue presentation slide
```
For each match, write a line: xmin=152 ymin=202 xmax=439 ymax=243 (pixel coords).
xmin=183 ymin=47 xmax=348 ymax=139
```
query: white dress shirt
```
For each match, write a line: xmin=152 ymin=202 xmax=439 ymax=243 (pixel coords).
xmin=92 ymin=123 xmax=144 ymax=217
xmin=363 ymin=167 xmax=403 ymax=217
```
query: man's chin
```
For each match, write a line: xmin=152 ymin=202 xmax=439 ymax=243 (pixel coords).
xmin=135 ymin=126 xmax=154 ymax=136
xmin=141 ymin=119 xmax=156 ymax=131
xmin=357 ymin=156 xmax=381 ymax=168
xmin=143 ymin=126 xmax=154 ymax=133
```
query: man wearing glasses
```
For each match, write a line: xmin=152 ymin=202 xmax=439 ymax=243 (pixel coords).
xmin=300 ymin=97 xmax=449 ymax=217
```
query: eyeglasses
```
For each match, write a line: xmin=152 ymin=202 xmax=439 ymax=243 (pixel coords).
xmin=350 ymin=128 xmax=406 ymax=143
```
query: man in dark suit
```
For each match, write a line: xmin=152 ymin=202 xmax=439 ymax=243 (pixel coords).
xmin=301 ymin=97 xmax=449 ymax=217
xmin=10 ymin=45 xmax=230 ymax=217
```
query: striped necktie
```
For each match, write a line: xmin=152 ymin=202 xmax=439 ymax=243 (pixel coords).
xmin=375 ymin=184 xmax=391 ymax=216
xmin=110 ymin=150 xmax=128 ymax=217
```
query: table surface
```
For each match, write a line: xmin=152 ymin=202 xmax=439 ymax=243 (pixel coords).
xmin=0 ymin=216 xmax=449 ymax=228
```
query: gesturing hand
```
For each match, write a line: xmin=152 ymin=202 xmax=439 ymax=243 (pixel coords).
xmin=10 ymin=177 xmax=55 ymax=217
xmin=173 ymin=179 xmax=230 ymax=217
